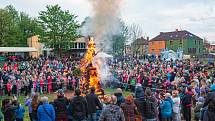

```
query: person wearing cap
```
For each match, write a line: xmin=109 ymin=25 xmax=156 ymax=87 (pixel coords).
xmin=86 ymin=87 xmax=102 ymax=121
xmin=99 ymin=95 xmax=125 ymax=121
xmin=114 ymin=88 xmax=125 ymax=106
xmin=53 ymin=89 xmax=68 ymax=121
xmin=37 ymin=96 xmax=55 ymax=121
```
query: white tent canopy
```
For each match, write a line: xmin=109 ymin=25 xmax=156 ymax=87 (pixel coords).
xmin=0 ymin=47 xmax=37 ymax=52
xmin=95 ymin=52 xmax=113 ymax=58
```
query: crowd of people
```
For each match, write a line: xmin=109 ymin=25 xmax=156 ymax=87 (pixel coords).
xmin=0 ymin=56 xmax=214 ymax=121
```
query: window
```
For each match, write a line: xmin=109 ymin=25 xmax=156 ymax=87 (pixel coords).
xmin=180 ymin=40 xmax=182 ymax=44
xmin=188 ymin=48 xmax=196 ymax=54
xmin=199 ymin=48 xmax=201 ymax=53
xmin=71 ymin=42 xmax=77 ymax=48
xmin=195 ymin=40 xmax=197 ymax=45
xmin=199 ymin=40 xmax=201 ymax=45
xmin=78 ymin=43 xmax=86 ymax=49
xmin=170 ymin=40 xmax=173 ymax=49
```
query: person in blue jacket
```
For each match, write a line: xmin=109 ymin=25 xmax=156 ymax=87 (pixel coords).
xmin=37 ymin=96 xmax=55 ymax=121
xmin=15 ymin=101 xmax=25 ymax=121
xmin=160 ymin=93 xmax=174 ymax=121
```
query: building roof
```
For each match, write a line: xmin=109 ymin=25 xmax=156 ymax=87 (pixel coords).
xmin=150 ymin=30 xmax=203 ymax=41
xmin=0 ymin=47 xmax=37 ymax=52
xmin=132 ymin=37 xmax=148 ymax=45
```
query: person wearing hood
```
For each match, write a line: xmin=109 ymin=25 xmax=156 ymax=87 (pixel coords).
xmin=99 ymin=95 xmax=125 ymax=121
xmin=114 ymin=88 xmax=125 ymax=106
xmin=120 ymin=95 xmax=138 ymax=121
xmin=160 ymin=93 xmax=174 ymax=121
xmin=203 ymin=84 xmax=215 ymax=121
xmin=53 ymin=89 xmax=68 ymax=121
xmin=134 ymin=85 xmax=145 ymax=119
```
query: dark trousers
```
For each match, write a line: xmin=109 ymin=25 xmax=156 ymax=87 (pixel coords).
xmin=12 ymin=85 xmax=17 ymax=95
xmin=29 ymin=113 xmax=33 ymax=121
xmin=24 ymin=86 xmax=28 ymax=96
xmin=184 ymin=107 xmax=191 ymax=121
xmin=56 ymin=117 xmax=68 ymax=121
xmin=162 ymin=118 xmax=172 ymax=121
xmin=16 ymin=118 xmax=24 ymax=121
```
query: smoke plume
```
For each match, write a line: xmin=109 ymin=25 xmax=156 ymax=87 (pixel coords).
xmin=81 ymin=0 xmax=122 ymax=51
xmin=80 ymin=0 xmax=122 ymax=84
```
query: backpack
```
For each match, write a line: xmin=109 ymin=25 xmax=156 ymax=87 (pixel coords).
xmin=72 ymin=97 xmax=85 ymax=119
xmin=143 ymin=97 xmax=155 ymax=118
xmin=208 ymin=94 xmax=215 ymax=112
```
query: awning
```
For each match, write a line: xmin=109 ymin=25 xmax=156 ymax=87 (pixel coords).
xmin=0 ymin=47 xmax=37 ymax=52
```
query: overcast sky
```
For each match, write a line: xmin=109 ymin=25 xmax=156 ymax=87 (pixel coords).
xmin=1 ymin=0 xmax=215 ymax=42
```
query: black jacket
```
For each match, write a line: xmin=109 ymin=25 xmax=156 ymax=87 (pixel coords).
xmin=2 ymin=104 xmax=18 ymax=121
xmin=70 ymin=96 xmax=88 ymax=118
xmin=86 ymin=93 xmax=102 ymax=114
xmin=53 ymin=96 xmax=68 ymax=118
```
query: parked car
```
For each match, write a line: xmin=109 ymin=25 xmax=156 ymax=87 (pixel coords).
xmin=7 ymin=55 xmax=24 ymax=61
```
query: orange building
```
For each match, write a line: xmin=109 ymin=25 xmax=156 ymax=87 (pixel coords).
xmin=148 ymin=39 xmax=166 ymax=55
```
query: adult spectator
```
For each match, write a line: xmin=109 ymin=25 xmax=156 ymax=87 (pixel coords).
xmin=121 ymin=95 xmax=138 ymax=121
xmin=53 ymin=89 xmax=68 ymax=121
xmin=31 ymin=93 xmax=40 ymax=121
xmin=134 ymin=86 xmax=145 ymax=119
xmin=182 ymin=86 xmax=193 ymax=121
xmin=160 ymin=93 xmax=174 ymax=121
xmin=114 ymin=88 xmax=125 ymax=106
xmin=25 ymin=92 xmax=35 ymax=121
xmin=172 ymin=90 xmax=181 ymax=121
xmin=14 ymin=100 xmax=25 ymax=121
xmin=86 ymin=87 xmax=102 ymax=121
xmin=37 ymin=96 xmax=55 ymax=121
xmin=70 ymin=89 xmax=88 ymax=121
xmin=144 ymin=88 xmax=157 ymax=121
xmin=194 ymin=97 xmax=204 ymax=121
xmin=203 ymin=84 xmax=215 ymax=121
xmin=99 ymin=95 xmax=125 ymax=121
xmin=1 ymin=99 xmax=18 ymax=121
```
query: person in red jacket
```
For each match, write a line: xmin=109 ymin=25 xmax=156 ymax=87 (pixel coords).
xmin=7 ymin=81 xmax=12 ymax=96
xmin=39 ymin=78 xmax=44 ymax=94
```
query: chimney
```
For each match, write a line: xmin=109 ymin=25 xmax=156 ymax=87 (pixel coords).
xmin=147 ymin=37 xmax=149 ymax=41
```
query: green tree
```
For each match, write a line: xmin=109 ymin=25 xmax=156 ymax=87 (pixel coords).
xmin=18 ymin=12 xmax=42 ymax=46
xmin=112 ymin=19 xmax=129 ymax=56
xmin=38 ymin=5 xmax=80 ymax=54
xmin=0 ymin=5 xmax=41 ymax=47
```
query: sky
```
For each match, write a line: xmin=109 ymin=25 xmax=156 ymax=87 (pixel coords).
xmin=1 ymin=0 xmax=215 ymax=42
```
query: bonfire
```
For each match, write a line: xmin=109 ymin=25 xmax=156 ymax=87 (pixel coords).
xmin=79 ymin=37 xmax=103 ymax=95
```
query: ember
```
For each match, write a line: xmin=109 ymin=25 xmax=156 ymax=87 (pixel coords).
xmin=79 ymin=37 xmax=102 ymax=95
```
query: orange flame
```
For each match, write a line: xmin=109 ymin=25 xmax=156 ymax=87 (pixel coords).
xmin=79 ymin=37 xmax=101 ymax=94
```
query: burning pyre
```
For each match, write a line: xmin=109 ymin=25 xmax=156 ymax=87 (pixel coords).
xmin=79 ymin=37 xmax=103 ymax=95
